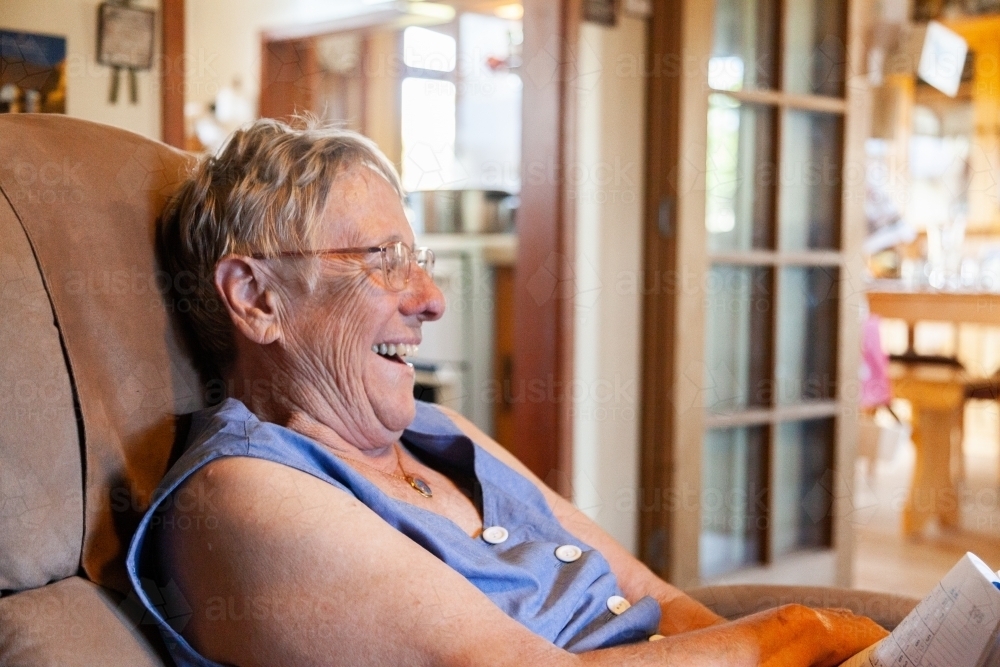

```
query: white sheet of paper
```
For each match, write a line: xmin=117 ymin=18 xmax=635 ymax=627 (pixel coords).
xmin=841 ymin=553 xmax=1000 ymax=667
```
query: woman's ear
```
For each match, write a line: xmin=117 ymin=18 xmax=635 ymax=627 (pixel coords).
xmin=215 ymin=256 xmax=282 ymax=345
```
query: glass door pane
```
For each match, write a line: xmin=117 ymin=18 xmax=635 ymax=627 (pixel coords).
xmin=704 ymin=266 xmax=774 ymax=410
xmin=779 ymin=110 xmax=844 ymax=250
xmin=772 ymin=418 xmax=834 ymax=557
xmin=710 ymin=0 xmax=780 ymax=91
xmin=783 ymin=0 xmax=847 ymax=97
xmin=706 ymin=95 xmax=776 ymax=253
xmin=776 ymin=267 xmax=839 ymax=404
xmin=701 ymin=426 xmax=768 ymax=577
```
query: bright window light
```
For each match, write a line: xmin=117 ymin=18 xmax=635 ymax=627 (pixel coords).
xmin=705 ymin=95 xmax=741 ymax=234
xmin=401 ymin=77 xmax=457 ymax=191
xmin=494 ymin=3 xmax=523 ymax=20
xmin=708 ymin=56 xmax=745 ymax=91
xmin=403 ymin=27 xmax=456 ymax=72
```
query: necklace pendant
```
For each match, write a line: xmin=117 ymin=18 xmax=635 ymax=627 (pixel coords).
xmin=406 ymin=475 xmax=433 ymax=498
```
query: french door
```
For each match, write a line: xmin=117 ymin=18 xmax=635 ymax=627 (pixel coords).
xmin=640 ymin=0 xmax=870 ymax=586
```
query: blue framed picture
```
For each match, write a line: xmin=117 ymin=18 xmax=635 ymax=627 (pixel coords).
xmin=0 ymin=30 xmax=67 ymax=113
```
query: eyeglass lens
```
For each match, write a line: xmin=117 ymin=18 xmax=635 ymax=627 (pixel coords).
xmin=382 ymin=242 xmax=434 ymax=290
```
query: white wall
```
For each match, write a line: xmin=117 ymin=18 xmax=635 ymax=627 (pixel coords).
xmin=573 ymin=16 xmax=647 ymax=554
xmin=2 ymin=0 xmax=161 ymax=139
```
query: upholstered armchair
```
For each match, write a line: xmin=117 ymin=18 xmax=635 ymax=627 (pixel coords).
xmin=0 ymin=115 xmax=917 ymax=664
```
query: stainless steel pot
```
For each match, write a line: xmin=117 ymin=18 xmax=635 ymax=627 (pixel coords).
xmin=406 ymin=189 xmax=518 ymax=234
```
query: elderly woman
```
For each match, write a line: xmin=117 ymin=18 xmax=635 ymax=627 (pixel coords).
xmin=127 ymin=119 xmax=885 ymax=667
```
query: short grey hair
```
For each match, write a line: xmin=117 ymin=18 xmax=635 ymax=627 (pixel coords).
xmin=158 ymin=117 xmax=403 ymax=374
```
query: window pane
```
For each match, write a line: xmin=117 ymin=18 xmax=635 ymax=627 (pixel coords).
xmin=455 ymin=12 xmax=522 ymax=193
xmin=706 ymin=95 xmax=776 ymax=252
xmin=773 ymin=418 xmax=834 ymax=558
xmin=776 ymin=267 xmax=838 ymax=405
xmin=403 ymin=26 xmax=456 ymax=72
xmin=700 ymin=426 xmax=768 ymax=578
xmin=783 ymin=0 xmax=847 ymax=97
xmin=401 ymin=77 xmax=457 ymax=191
xmin=704 ymin=266 xmax=774 ymax=411
xmin=710 ymin=0 xmax=779 ymax=91
xmin=779 ymin=110 xmax=843 ymax=250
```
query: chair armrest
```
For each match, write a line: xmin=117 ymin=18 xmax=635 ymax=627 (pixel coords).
xmin=0 ymin=576 xmax=170 ymax=666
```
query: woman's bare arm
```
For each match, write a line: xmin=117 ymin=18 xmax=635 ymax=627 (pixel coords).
xmin=159 ymin=456 xmax=885 ymax=667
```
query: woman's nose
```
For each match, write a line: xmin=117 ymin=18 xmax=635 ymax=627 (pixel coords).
xmin=403 ymin=265 xmax=445 ymax=321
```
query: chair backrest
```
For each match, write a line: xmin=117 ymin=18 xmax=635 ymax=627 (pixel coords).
xmin=0 ymin=114 xmax=204 ymax=595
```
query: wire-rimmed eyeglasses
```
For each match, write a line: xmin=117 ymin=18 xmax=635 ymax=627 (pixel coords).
xmin=251 ymin=241 xmax=435 ymax=292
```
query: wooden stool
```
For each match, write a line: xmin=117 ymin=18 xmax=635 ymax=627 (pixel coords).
xmin=888 ymin=362 xmax=967 ymax=536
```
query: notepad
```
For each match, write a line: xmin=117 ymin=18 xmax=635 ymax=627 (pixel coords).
xmin=841 ymin=553 xmax=1000 ymax=667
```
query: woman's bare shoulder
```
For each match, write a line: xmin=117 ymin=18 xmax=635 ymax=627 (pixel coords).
xmin=157 ymin=454 xmax=572 ymax=667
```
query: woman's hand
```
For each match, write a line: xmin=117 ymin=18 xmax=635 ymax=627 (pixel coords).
xmin=572 ymin=603 xmax=886 ymax=667
xmin=745 ymin=604 xmax=888 ymax=667
xmin=802 ymin=606 xmax=889 ymax=667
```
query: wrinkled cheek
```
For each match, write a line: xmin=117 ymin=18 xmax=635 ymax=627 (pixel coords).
xmin=315 ymin=281 xmax=376 ymax=400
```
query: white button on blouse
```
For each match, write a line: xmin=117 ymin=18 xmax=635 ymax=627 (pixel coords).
xmin=481 ymin=526 xmax=509 ymax=544
xmin=554 ymin=544 xmax=583 ymax=563
xmin=606 ymin=595 xmax=631 ymax=615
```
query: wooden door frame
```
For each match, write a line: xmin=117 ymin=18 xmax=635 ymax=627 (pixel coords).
xmin=161 ymin=0 xmax=185 ymax=148
xmin=638 ymin=0 xmax=714 ymax=587
xmin=509 ymin=0 xmax=580 ymax=496
xmin=259 ymin=37 xmax=323 ymax=122
xmin=639 ymin=0 xmax=873 ymax=586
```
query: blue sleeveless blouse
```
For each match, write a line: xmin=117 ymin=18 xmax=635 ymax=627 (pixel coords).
xmin=127 ymin=398 xmax=661 ymax=666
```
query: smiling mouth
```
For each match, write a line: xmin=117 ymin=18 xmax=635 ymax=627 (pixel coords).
xmin=372 ymin=343 xmax=418 ymax=365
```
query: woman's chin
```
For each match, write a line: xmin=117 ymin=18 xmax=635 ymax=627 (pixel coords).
xmin=371 ymin=392 xmax=417 ymax=433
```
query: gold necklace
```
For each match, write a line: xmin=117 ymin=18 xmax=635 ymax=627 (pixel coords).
xmin=332 ymin=443 xmax=433 ymax=498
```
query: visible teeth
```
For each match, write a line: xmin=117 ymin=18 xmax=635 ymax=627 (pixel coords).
xmin=374 ymin=343 xmax=419 ymax=357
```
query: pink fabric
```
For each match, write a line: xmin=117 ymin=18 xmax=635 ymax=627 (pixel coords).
xmin=860 ymin=315 xmax=891 ymax=409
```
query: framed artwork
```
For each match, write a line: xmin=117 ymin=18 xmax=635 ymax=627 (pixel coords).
xmin=583 ymin=0 xmax=617 ymax=26
xmin=915 ymin=0 xmax=1000 ymax=19
xmin=0 ymin=30 xmax=67 ymax=113
xmin=964 ymin=0 xmax=1000 ymax=14
xmin=97 ymin=3 xmax=155 ymax=70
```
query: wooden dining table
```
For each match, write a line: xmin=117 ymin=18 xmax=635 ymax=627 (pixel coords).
xmin=867 ymin=283 xmax=1000 ymax=536
xmin=867 ymin=285 xmax=1000 ymax=326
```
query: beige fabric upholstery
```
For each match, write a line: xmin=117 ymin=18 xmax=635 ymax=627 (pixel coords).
xmin=0 ymin=173 xmax=81 ymax=591
xmin=0 ymin=576 xmax=168 ymax=666
xmin=0 ymin=115 xmax=204 ymax=594
xmin=686 ymin=584 xmax=919 ymax=631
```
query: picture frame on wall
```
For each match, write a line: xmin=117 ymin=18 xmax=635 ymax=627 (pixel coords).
xmin=97 ymin=3 xmax=155 ymax=70
xmin=915 ymin=0 xmax=1000 ymax=19
xmin=583 ymin=0 xmax=618 ymax=26
xmin=0 ymin=30 xmax=67 ymax=113
xmin=971 ymin=0 xmax=1000 ymax=13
